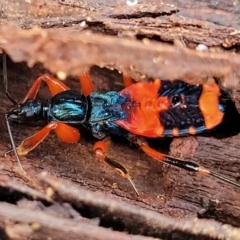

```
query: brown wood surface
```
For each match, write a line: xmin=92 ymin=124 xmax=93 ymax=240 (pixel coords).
xmin=0 ymin=0 xmax=240 ymax=239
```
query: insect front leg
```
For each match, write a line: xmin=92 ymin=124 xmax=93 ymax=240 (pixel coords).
xmin=93 ymin=138 xmax=139 ymax=196
xmin=21 ymin=75 xmax=70 ymax=103
xmin=16 ymin=122 xmax=80 ymax=156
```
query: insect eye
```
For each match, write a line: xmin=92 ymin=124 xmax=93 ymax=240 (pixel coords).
xmin=172 ymin=95 xmax=181 ymax=106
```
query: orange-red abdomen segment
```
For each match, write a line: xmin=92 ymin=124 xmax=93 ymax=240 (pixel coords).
xmin=116 ymin=79 xmax=225 ymax=138
xmin=199 ymin=83 xmax=224 ymax=129
xmin=116 ymin=79 xmax=169 ymax=137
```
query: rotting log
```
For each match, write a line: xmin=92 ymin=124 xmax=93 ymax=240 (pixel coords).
xmin=1 ymin=172 xmax=240 ymax=240
xmin=1 ymin=0 xmax=240 ymax=239
xmin=1 ymin=58 xmax=240 ymax=232
xmin=1 ymin=25 xmax=240 ymax=90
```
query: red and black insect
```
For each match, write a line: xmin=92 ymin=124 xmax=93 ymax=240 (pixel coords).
xmin=4 ymin=55 xmax=240 ymax=194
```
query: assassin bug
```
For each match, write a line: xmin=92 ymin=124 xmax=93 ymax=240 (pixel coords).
xmin=4 ymin=55 xmax=240 ymax=195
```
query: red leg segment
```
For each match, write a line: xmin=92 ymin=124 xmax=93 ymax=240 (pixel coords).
xmin=93 ymin=140 xmax=139 ymax=195
xmin=93 ymin=140 xmax=109 ymax=161
xmin=79 ymin=72 xmax=94 ymax=97
xmin=127 ymin=136 xmax=240 ymax=188
xmin=140 ymin=143 xmax=210 ymax=176
xmin=17 ymin=122 xmax=80 ymax=156
xmin=123 ymin=76 xmax=133 ymax=87
xmin=21 ymin=75 xmax=70 ymax=103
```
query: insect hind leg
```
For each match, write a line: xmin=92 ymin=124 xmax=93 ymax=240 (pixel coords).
xmin=126 ymin=134 xmax=240 ymax=189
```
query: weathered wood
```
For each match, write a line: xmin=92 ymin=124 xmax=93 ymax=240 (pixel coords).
xmin=39 ymin=172 xmax=240 ymax=240
xmin=0 ymin=170 xmax=239 ymax=240
xmin=87 ymin=3 xmax=240 ymax=48
xmin=0 ymin=58 xmax=240 ymax=228
xmin=0 ymin=201 xmax=155 ymax=240
xmin=1 ymin=25 xmax=240 ymax=90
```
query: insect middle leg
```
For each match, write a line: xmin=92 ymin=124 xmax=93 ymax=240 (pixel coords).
xmin=79 ymin=72 xmax=134 ymax=95
xmin=79 ymin=72 xmax=94 ymax=96
xmin=123 ymin=76 xmax=133 ymax=87
xmin=93 ymin=138 xmax=139 ymax=195
xmin=80 ymin=73 xmax=139 ymax=194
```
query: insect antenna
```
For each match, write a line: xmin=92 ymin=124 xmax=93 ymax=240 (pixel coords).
xmin=5 ymin=114 xmax=24 ymax=171
xmin=3 ymin=53 xmax=18 ymax=105
xmin=3 ymin=53 xmax=23 ymax=170
xmin=209 ymin=171 xmax=240 ymax=188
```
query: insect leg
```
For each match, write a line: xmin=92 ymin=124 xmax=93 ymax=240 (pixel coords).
xmin=17 ymin=122 xmax=80 ymax=155
xmin=127 ymin=135 xmax=240 ymax=189
xmin=79 ymin=72 xmax=94 ymax=96
xmin=21 ymin=75 xmax=70 ymax=104
xmin=123 ymin=76 xmax=133 ymax=87
xmin=79 ymin=73 xmax=134 ymax=96
xmin=93 ymin=139 xmax=139 ymax=196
